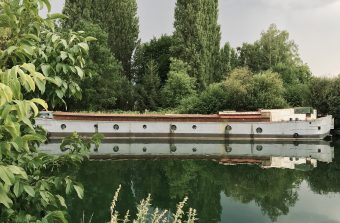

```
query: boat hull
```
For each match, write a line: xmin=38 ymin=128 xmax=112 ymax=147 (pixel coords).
xmin=36 ymin=115 xmax=334 ymax=141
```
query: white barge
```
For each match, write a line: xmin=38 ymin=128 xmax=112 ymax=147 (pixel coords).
xmin=36 ymin=108 xmax=334 ymax=141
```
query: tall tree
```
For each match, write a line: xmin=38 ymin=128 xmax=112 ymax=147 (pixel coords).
xmin=63 ymin=0 xmax=139 ymax=80
xmin=172 ymin=0 xmax=221 ymax=89
xmin=217 ymin=42 xmax=238 ymax=81
xmin=238 ymin=24 xmax=311 ymax=84
xmin=136 ymin=60 xmax=161 ymax=111
xmin=133 ymin=35 xmax=173 ymax=85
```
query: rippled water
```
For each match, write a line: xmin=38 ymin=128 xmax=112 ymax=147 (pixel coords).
xmin=57 ymin=139 xmax=340 ymax=223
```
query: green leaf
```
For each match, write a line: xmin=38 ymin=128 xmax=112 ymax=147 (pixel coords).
xmin=75 ymin=66 xmax=84 ymax=78
xmin=78 ymin=42 xmax=89 ymax=53
xmin=6 ymin=46 xmax=17 ymax=54
xmin=85 ymin=36 xmax=97 ymax=42
xmin=31 ymin=98 xmax=48 ymax=110
xmin=60 ymin=51 xmax=68 ymax=61
xmin=23 ymin=185 xmax=35 ymax=197
xmin=0 ymin=183 xmax=12 ymax=208
xmin=41 ymin=64 xmax=51 ymax=76
xmin=7 ymin=165 xmax=27 ymax=180
xmin=73 ymin=185 xmax=84 ymax=199
xmin=56 ymin=195 xmax=67 ymax=208
xmin=0 ymin=166 xmax=15 ymax=186
xmin=43 ymin=211 xmax=68 ymax=223
xmin=41 ymin=0 xmax=51 ymax=12
xmin=21 ymin=63 xmax=36 ymax=74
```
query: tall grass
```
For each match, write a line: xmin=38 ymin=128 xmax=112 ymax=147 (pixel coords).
xmin=109 ymin=185 xmax=198 ymax=223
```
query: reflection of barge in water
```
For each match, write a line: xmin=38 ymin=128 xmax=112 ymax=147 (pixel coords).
xmin=40 ymin=140 xmax=334 ymax=170
xmin=36 ymin=108 xmax=334 ymax=141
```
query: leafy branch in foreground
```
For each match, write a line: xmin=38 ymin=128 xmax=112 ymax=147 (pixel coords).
xmin=0 ymin=0 xmax=97 ymax=222
xmin=109 ymin=185 xmax=198 ymax=223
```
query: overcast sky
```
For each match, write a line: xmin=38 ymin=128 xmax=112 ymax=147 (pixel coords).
xmin=46 ymin=0 xmax=340 ymax=76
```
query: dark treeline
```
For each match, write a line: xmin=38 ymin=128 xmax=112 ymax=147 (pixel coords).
xmin=62 ymin=0 xmax=340 ymax=120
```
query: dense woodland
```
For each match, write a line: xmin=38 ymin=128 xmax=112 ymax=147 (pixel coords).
xmin=62 ymin=0 xmax=340 ymax=120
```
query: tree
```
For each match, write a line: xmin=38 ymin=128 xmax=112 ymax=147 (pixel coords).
xmin=0 ymin=0 xmax=96 ymax=221
xmin=249 ymin=71 xmax=288 ymax=110
xmin=308 ymin=75 xmax=340 ymax=119
xmin=161 ymin=59 xmax=196 ymax=108
xmin=238 ymin=24 xmax=311 ymax=84
xmin=136 ymin=60 xmax=161 ymax=111
xmin=133 ymin=35 xmax=173 ymax=85
xmin=216 ymin=42 xmax=238 ymax=81
xmin=63 ymin=0 xmax=139 ymax=80
xmin=172 ymin=0 xmax=221 ymax=89
xmin=65 ymin=20 xmax=126 ymax=111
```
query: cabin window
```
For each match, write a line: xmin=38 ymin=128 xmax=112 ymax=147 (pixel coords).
xmin=256 ymin=145 xmax=263 ymax=151
xmin=143 ymin=125 xmax=147 ymax=129
xmin=113 ymin=146 xmax=119 ymax=152
xmin=318 ymin=149 xmax=321 ymax=153
xmin=226 ymin=125 xmax=232 ymax=131
xmin=113 ymin=124 xmax=119 ymax=130
xmin=61 ymin=124 xmax=66 ymax=130
xmin=143 ymin=147 xmax=147 ymax=152
xmin=192 ymin=125 xmax=197 ymax=130
xmin=171 ymin=125 xmax=177 ymax=131
xmin=256 ymin=127 xmax=263 ymax=133
xmin=318 ymin=126 xmax=321 ymax=130
xmin=170 ymin=145 xmax=177 ymax=152
xmin=192 ymin=147 xmax=197 ymax=152
xmin=94 ymin=124 xmax=98 ymax=131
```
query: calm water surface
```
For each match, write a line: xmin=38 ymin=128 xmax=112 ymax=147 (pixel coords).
xmin=66 ymin=139 xmax=340 ymax=223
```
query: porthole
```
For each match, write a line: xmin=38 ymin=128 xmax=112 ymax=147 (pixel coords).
xmin=170 ymin=145 xmax=177 ymax=152
xmin=61 ymin=124 xmax=67 ymax=130
xmin=143 ymin=125 xmax=147 ymax=129
xmin=143 ymin=147 xmax=147 ymax=152
xmin=171 ymin=125 xmax=177 ymax=131
xmin=192 ymin=147 xmax=197 ymax=152
xmin=293 ymin=133 xmax=299 ymax=138
xmin=256 ymin=145 xmax=263 ymax=151
xmin=225 ymin=146 xmax=232 ymax=153
xmin=113 ymin=124 xmax=119 ymax=130
xmin=192 ymin=125 xmax=197 ymax=130
xmin=94 ymin=124 xmax=98 ymax=131
xmin=318 ymin=126 xmax=321 ymax=131
xmin=318 ymin=148 xmax=321 ymax=153
xmin=256 ymin=127 xmax=263 ymax=134
xmin=113 ymin=146 xmax=119 ymax=152
xmin=226 ymin=125 xmax=232 ymax=131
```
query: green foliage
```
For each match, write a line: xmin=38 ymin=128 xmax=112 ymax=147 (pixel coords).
xmin=179 ymin=68 xmax=287 ymax=114
xmin=161 ymin=59 xmax=196 ymax=108
xmin=0 ymin=0 xmax=98 ymax=221
xmin=64 ymin=20 xmax=135 ymax=111
xmin=308 ymin=75 xmax=340 ymax=118
xmin=172 ymin=0 xmax=221 ymax=89
xmin=250 ymin=71 xmax=288 ymax=110
xmin=136 ymin=60 xmax=161 ymax=111
xmin=64 ymin=0 xmax=139 ymax=79
xmin=216 ymin=42 xmax=238 ymax=81
xmin=238 ymin=24 xmax=311 ymax=85
xmin=133 ymin=35 xmax=173 ymax=85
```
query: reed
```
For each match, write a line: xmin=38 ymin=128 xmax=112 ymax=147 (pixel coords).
xmin=109 ymin=186 xmax=198 ymax=223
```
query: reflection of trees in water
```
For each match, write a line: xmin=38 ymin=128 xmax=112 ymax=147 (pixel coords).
xmin=307 ymin=140 xmax=340 ymax=194
xmin=221 ymin=165 xmax=303 ymax=221
xmin=68 ymin=144 xmax=340 ymax=223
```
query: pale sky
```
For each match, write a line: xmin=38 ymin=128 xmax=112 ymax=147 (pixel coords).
xmin=45 ymin=0 xmax=340 ymax=76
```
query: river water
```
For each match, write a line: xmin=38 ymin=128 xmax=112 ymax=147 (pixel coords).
xmin=53 ymin=139 xmax=340 ymax=223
